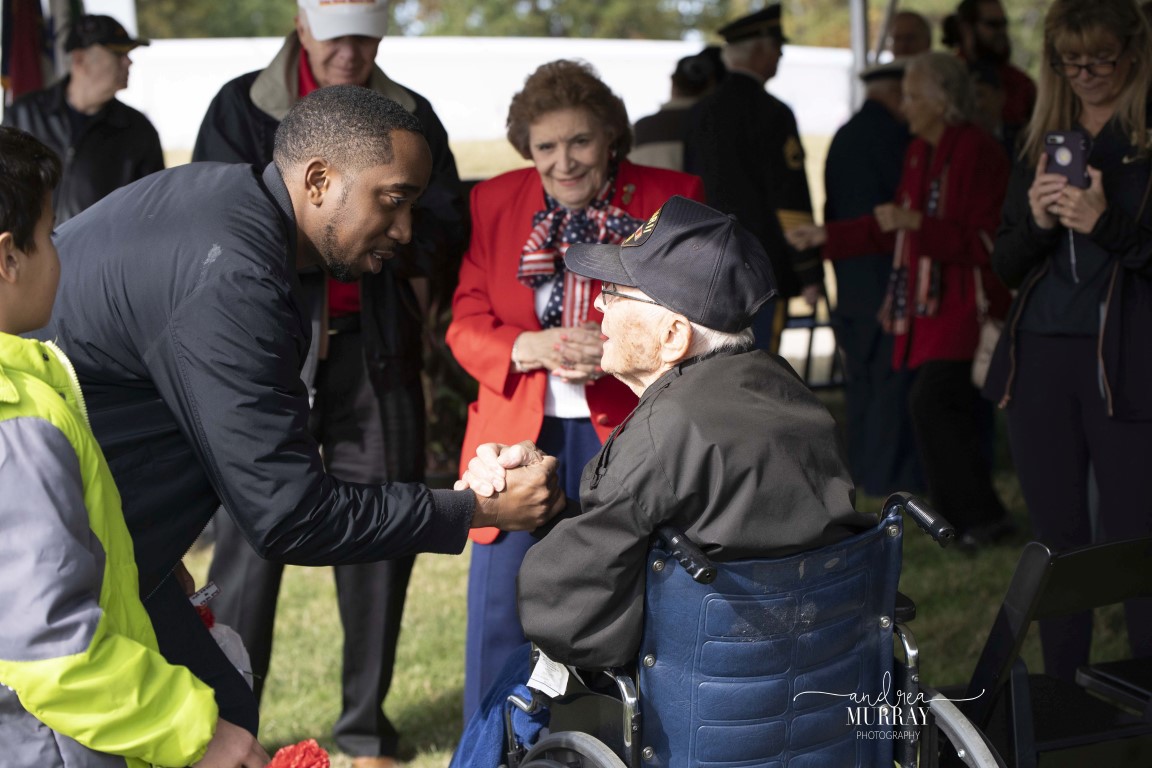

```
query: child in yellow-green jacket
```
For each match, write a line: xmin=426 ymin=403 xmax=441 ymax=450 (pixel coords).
xmin=0 ymin=127 xmax=268 ymax=767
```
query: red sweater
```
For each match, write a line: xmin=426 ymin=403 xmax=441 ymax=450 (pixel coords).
xmin=823 ymin=122 xmax=1011 ymax=369
xmin=447 ymin=160 xmax=704 ymax=543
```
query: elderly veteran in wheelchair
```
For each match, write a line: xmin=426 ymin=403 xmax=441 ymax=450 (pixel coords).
xmin=453 ymin=196 xmax=877 ymax=767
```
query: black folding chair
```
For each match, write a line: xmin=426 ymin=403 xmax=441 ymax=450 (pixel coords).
xmin=960 ymin=536 xmax=1152 ymax=767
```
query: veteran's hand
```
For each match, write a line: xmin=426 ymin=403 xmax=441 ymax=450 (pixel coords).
xmin=1028 ymin=152 xmax=1067 ymax=231
xmin=785 ymin=224 xmax=827 ymax=251
xmin=1055 ymin=166 xmax=1107 ymax=235
xmin=194 ymin=719 xmax=269 ymax=768
xmin=454 ymin=440 xmax=546 ymax=496
xmin=470 ymin=456 xmax=565 ymax=531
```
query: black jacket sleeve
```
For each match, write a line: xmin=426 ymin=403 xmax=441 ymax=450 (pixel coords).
xmin=993 ymin=159 xmax=1062 ymax=288
xmin=151 ymin=264 xmax=474 ymax=563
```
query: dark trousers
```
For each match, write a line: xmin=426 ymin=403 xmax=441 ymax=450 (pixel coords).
xmin=907 ymin=360 xmax=1007 ymax=533
xmin=208 ymin=331 xmax=420 ymax=757
xmin=834 ymin=313 xmax=923 ymax=497
xmin=462 ymin=416 xmax=600 ymax=724
xmin=1006 ymin=332 xmax=1152 ymax=681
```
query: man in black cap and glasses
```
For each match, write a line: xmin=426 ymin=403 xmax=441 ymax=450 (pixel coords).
xmin=460 ymin=196 xmax=872 ymax=672
xmin=3 ymin=15 xmax=163 ymax=224
xmin=684 ymin=3 xmax=825 ymax=355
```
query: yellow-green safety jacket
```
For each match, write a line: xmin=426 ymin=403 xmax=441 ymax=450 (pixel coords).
xmin=0 ymin=332 xmax=217 ymax=767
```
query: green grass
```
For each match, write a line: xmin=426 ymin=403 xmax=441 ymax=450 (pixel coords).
xmin=184 ymin=410 xmax=1131 ymax=767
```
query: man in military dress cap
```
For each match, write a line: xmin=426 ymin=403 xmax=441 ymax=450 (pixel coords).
xmin=685 ymin=3 xmax=823 ymax=352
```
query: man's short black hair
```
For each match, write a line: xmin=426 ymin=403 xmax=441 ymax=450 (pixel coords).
xmin=0 ymin=127 xmax=61 ymax=253
xmin=273 ymin=85 xmax=424 ymax=174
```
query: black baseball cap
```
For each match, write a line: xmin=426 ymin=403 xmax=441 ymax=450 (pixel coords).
xmin=719 ymin=4 xmax=788 ymax=44
xmin=64 ymin=15 xmax=150 ymax=53
xmin=564 ymin=196 xmax=777 ymax=333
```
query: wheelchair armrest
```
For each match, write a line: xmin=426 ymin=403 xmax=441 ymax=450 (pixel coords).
xmin=895 ymin=591 xmax=917 ymax=624
xmin=655 ymin=525 xmax=717 ymax=584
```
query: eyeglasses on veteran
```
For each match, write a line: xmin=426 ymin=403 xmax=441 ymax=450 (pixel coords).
xmin=1050 ymin=58 xmax=1121 ymax=78
xmin=599 ymin=282 xmax=662 ymax=307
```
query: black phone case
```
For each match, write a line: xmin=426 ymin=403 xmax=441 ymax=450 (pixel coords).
xmin=1045 ymin=131 xmax=1089 ymax=188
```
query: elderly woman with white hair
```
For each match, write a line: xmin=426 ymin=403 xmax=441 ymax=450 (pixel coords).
xmin=788 ymin=52 xmax=1012 ymax=547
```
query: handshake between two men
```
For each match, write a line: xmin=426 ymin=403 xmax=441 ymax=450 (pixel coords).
xmin=460 ymin=442 xmax=563 ymax=529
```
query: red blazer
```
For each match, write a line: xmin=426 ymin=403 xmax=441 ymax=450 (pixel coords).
xmin=448 ymin=160 xmax=704 ymax=544
xmin=823 ymin=122 xmax=1010 ymax=369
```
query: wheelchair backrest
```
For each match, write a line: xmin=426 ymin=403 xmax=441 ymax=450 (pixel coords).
xmin=638 ymin=510 xmax=902 ymax=767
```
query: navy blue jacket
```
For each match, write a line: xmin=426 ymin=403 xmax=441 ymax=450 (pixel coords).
xmin=823 ymin=98 xmax=909 ymax=319
xmin=38 ymin=162 xmax=474 ymax=596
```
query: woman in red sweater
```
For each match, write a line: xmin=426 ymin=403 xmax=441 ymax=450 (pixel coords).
xmin=789 ymin=52 xmax=1012 ymax=546
xmin=446 ymin=60 xmax=703 ymax=721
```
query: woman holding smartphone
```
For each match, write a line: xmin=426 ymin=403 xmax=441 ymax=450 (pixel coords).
xmin=986 ymin=0 xmax=1152 ymax=681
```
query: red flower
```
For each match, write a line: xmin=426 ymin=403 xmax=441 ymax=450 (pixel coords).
xmin=268 ymin=738 xmax=330 ymax=768
xmin=194 ymin=604 xmax=215 ymax=629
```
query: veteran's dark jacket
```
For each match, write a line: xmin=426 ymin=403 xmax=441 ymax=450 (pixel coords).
xmin=36 ymin=162 xmax=475 ymax=598
xmin=518 ymin=349 xmax=873 ymax=669
xmin=2 ymin=76 xmax=164 ymax=224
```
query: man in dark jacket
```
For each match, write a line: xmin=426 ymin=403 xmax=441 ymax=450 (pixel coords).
xmin=191 ymin=3 xmax=468 ymax=764
xmin=684 ymin=4 xmax=824 ymax=353
xmin=822 ymin=61 xmax=923 ymax=498
xmin=460 ymin=197 xmax=872 ymax=670
xmin=2 ymin=14 xmax=163 ymax=224
xmin=34 ymin=85 xmax=560 ymax=746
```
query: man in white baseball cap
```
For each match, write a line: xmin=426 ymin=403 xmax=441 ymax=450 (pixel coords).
xmin=192 ymin=2 xmax=468 ymax=767
xmin=298 ymin=0 xmax=391 ymax=41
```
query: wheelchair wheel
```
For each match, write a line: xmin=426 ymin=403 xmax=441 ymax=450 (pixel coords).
xmin=521 ymin=731 xmax=628 ymax=768
xmin=921 ymin=686 xmax=1006 ymax=768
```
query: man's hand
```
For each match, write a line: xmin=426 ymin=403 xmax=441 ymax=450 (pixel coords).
xmin=453 ymin=440 xmax=546 ymax=496
xmin=194 ymin=719 xmax=269 ymax=768
xmin=174 ymin=560 xmax=197 ymax=596
xmin=470 ymin=457 xmax=566 ymax=531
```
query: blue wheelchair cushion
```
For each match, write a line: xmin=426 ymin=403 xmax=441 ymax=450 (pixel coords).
xmin=638 ymin=513 xmax=902 ymax=767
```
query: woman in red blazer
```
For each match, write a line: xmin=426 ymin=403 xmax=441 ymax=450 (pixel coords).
xmin=447 ymin=60 xmax=703 ymax=720
xmin=788 ymin=52 xmax=1012 ymax=547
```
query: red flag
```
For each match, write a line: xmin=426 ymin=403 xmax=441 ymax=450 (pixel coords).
xmin=1 ymin=0 xmax=48 ymax=104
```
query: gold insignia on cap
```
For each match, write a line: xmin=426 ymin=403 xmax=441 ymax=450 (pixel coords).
xmin=783 ymin=136 xmax=804 ymax=171
xmin=623 ymin=207 xmax=661 ymax=247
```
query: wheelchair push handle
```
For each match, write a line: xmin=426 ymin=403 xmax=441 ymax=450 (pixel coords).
xmin=885 ymin=492 xmax=955 ymax=547
xmin=656 ymin=526 xmax=718 ymax=584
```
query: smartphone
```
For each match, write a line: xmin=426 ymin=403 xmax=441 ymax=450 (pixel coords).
xmin=1044 ymin=131 xmax=1089 ymax=188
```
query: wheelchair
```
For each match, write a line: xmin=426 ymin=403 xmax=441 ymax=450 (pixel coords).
xmin=501 ymin=493 xmax=1005 ymax=768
